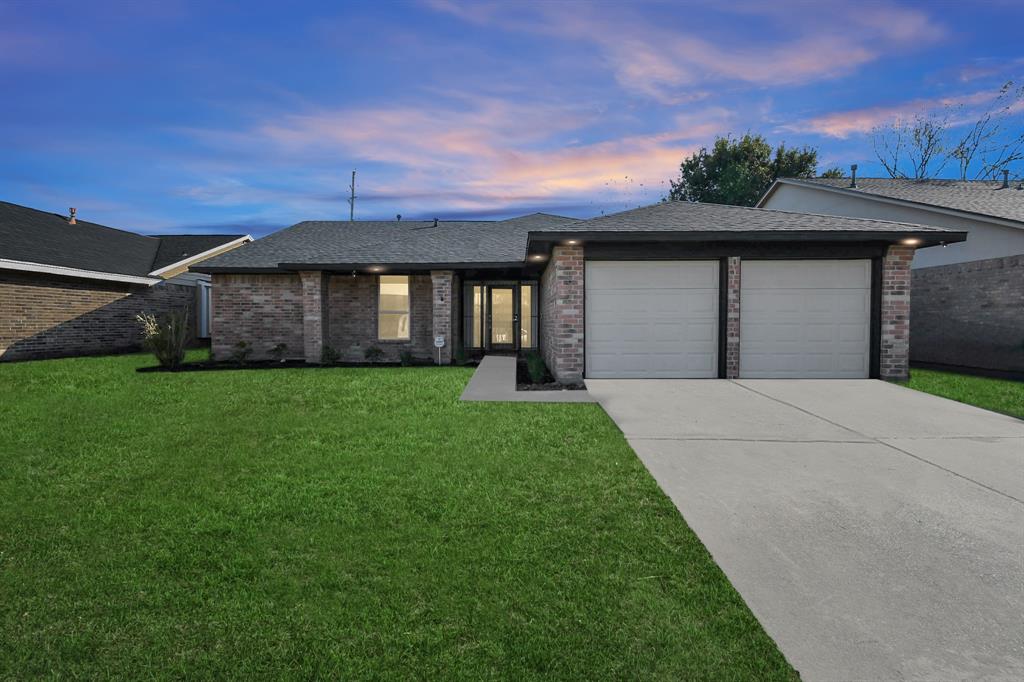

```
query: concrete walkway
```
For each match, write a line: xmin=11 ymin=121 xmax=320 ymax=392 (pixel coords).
xmin=586 ymin=378 xmax=1024 ymax=681
xmin=460 ymin=355 xmax=595 ymax=402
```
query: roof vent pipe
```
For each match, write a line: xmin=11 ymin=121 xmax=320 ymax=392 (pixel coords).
xmin=68 ymin=207 xmax=77 ymax=225
xmin=850 ymin=164 xmax=858 ymax=189
xmin=433 ymin=218 xmax=438 ymax=227
xmin=396 ymin=214 xmax=401 ymax=222
xmin=1001 ymin=169 xmax=1010 ymax=189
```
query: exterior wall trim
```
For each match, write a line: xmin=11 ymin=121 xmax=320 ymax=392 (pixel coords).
xmin=148 ymin=235 xmax=254 ymax=277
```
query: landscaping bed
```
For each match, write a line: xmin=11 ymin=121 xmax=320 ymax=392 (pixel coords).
xmin=137 ymin=358 xmax=445 ymax=372
xmin=516 ymin=351 xmax=585 ymax=391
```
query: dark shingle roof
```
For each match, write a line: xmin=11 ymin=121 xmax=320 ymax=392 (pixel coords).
xmin=545 ymin=200 xmax=956 ymax=234
xmin=195 ymin=203 xmax=964 ymax=272
xmin=0 ymin=200 xmax=246 ymax=277
xmin=789 ymin=177 xmax=1024 ymax=225
xmin=196 ymin=213 xmax=572 ymax=270
xmin=151 ymin=234 xmax=248 ymax=271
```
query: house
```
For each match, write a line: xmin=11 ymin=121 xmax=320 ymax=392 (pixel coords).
xmin=193 ymin=202 xmax=964 ymax=381
xmin=0 ymin=200 xmax=252 ymax=360
xmin=758 ymin=174 xmax=1024 ymax=373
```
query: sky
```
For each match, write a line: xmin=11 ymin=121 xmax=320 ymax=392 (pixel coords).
xmin=1 ymin=0 xmax=1022 ymax=237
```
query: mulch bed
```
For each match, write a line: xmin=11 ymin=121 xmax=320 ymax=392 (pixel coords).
xmin=515 ymin=354 xmax=585 ymax=391
xmin=138 ymin=359 xmax=477 ymax=373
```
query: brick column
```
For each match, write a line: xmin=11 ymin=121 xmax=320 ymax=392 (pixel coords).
xmin=299 ymin=270 xmax=329 ymax=364
xmin=880 ymin=245 xmax=914 ymax=381
xmin=540 ymin=245 xmax=584 ymax=382
xmin=431 ymin=270 xmax=454 ymax=365
xmin=725 ymin=257 xmax=741 ymax=379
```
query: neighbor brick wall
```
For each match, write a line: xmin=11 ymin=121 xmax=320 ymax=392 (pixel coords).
xmin=326 ymin=274 xmax=433 ymax=362
xmin=880 ymin=245 xmax=914 ymax=380
xmin=0 ymin=271 xmax=196 ymax=361
xmin=210 ymin=273 xmax=304 ymax=360
xmin=725 ymin=257 xmax=741 ymax=379
xmin=911 ymin=254 xmax=1024 ymax=373
xmin=540 ymin=245 xmax=584 ymax=382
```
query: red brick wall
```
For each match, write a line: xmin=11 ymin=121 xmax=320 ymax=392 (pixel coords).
xmin=540 ymin=245 xmax=584 ymax=382
xmin=880 ymin=245 xmax=914 ymax=380
xmin=911 ymin=254 xmax=1024 ymax=373
xmin=725 ymin=257 xmax=741 ymax=379
xmin=211 ymin=273 xmax=304 ymax=360
xmin=0 ymin=271 xmax=195 ymax=361
xmin=326 ymin=274 xmax=433 ymax=362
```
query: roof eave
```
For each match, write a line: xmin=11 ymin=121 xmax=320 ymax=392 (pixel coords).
xmin=528 ymin=229 xmax=966 ymax=248
xmin=148 ymin=235 xmax=254 ymax=276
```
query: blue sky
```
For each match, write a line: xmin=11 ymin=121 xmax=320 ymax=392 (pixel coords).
xmin=1 ymin=0 xmax=1022 ymax=236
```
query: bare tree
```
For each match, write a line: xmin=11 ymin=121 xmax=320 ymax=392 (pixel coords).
xmin=950 ymin=81 xmax=1024 ymax=180
xmin=872 ymin=81 xmax=1023 ymax=180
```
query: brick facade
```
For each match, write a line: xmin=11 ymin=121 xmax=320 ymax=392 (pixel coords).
xmin=911 ymin=254 xmax=1024 ymax=373
xmin=0 ymin=271 xmax=196 ymax=361
xmin=299 ymin=271 xmax=329 ymax=363
xmin=725 ymin=257 xmax=741 ymax=379
xmin=540 ymin=245 xmax=584 ymax=382
xmin=431 ymin=270 xmax=454 ymax=365
xmin=211 ymin=272 xmax=436 ymax=363
xmin=211 ymin=273 xmax=304 ymax=360
xmin=880 ymin=245 xmax=914 ymax=381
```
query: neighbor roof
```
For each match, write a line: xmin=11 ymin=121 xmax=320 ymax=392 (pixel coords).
xmin=194 ymin=213 xmax=572 ymax=271
xmin=195 ymin=202 xmax=963 ymax=273
xmin=0 ymin=200 xmax=248 ymax=278
xmin=762 ymin=177 xmax=1024 ymax=226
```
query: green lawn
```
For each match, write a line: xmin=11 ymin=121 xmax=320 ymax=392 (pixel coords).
xmin=0 ymin=352 xmax=794 ymax=680
xmin=905 ymin=368 xmax=1024 ymax=419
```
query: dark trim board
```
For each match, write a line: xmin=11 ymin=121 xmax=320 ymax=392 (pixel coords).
xmin=717 ymin=257 xmax=728 ymax=379
xmin=583 ymin=241 xmax=890 ymax=260
xmin=870 ymin=257 xmax=882 ymax=379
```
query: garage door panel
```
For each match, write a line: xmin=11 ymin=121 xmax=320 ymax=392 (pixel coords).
xmin=585 ymin=261 xmax=719 ymax=379
xmin=741 ymin=261 xmax=870 ymax=379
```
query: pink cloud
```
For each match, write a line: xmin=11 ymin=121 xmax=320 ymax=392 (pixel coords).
xmin=424 ymin=1 xmax=946 ymax=103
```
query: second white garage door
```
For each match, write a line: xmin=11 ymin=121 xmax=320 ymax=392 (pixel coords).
xmin=741 ymin=260 xmax=871 ymax=378
xmin=585 ymin=261 xmax=718 ymax=378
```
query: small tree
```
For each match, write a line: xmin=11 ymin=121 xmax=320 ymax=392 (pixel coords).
xmin=136 ymin=308 xmax=189 ymax=368
xmin=668 ymin=134 xmax=819 ymax=206
xmin=819 ymin=167 xmax=845 ymax=178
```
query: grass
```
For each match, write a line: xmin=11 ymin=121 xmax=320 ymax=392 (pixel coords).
xmin=0 ymin=351 xmax=795 ymax=680
xmin=904 ymin=368 xmax=1024 ymax=419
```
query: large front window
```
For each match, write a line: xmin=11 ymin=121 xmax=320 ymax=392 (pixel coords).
xmin=378 ymin=275 xmax=410 ymax=340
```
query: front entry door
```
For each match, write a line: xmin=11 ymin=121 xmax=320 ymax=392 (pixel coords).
xmin=488 ymin=286 xmax=518 ymax=351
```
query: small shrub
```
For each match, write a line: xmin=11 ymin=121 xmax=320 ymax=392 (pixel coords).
xmin=268 ymin=343 xmax=289 ymax=362
xmin=364 ymin=346 xmax=385 ymax=363
xmin=321 ymin=345 xmax=340 ymax=365
xmin=230 ymin=341 xmax=253 ymax=366
xmin=453 ymin=345 xmax=468 ymax=366
xmin=136 ymin=309 xmax=189 ymax=369
xmin=399 ymin=350 xmax=414 ymax=366
xmin=525 ymin=350 xmax=548 ymax=384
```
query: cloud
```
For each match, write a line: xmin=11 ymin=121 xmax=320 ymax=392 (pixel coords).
xmin=424 ymin=0 xmax=946 ymax=103
xmin=176 ymin=95 xmax=732 ymax=217
xmin=786 ymin=90 xmax=1004 ymax=138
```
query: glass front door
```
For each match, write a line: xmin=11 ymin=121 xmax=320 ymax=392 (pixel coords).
xmin=489 ymin=287 xmax=516 ymax=349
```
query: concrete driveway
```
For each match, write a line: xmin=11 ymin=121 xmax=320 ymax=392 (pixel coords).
xmin=585 ymin=379 xmax=1024 ymax=681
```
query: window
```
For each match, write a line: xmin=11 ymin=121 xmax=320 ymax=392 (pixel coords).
xmin=378 ymin=275 xmax=410 ymax=340
xmin=521 ymin=284 xmax=535 ymax=348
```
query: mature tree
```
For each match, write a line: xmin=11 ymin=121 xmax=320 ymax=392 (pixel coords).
xmin=820 ymin=167 xmax=845 ymax=178
xmin=872 ymin=80 xmax=1024 ymax=180
xmin=668 ymin=134 xmax=819 ymax=206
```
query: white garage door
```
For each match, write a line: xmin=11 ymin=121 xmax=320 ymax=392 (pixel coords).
xmin=741 ymin=260 xmax=871 ymax=378
xmin=585 ymin=261 xmax=719 ymax=378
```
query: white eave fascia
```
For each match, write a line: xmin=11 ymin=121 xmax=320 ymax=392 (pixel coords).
xmin=147 ymin=234 xmax=254 ymax=277
xmin=761 ymin=178 xmax=1024 ymax=231
xmin=0 ymin=258 xmax=162 ymax=285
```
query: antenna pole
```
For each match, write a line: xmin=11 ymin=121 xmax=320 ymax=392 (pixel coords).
xmin=347 ymin=170 xmax=357 ymax=221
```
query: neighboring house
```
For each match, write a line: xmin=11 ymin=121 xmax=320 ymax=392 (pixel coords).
xmin=0 ymin=200 xmax=252 ymax=360
xmin=193 ymin=203 xmax=963 ymax=381
xmin=759 ymin=176 xmax=1024 ymax=373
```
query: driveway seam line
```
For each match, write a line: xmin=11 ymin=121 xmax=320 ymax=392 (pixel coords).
xmin=729 ymin=381 xmax=1024 ymax=507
